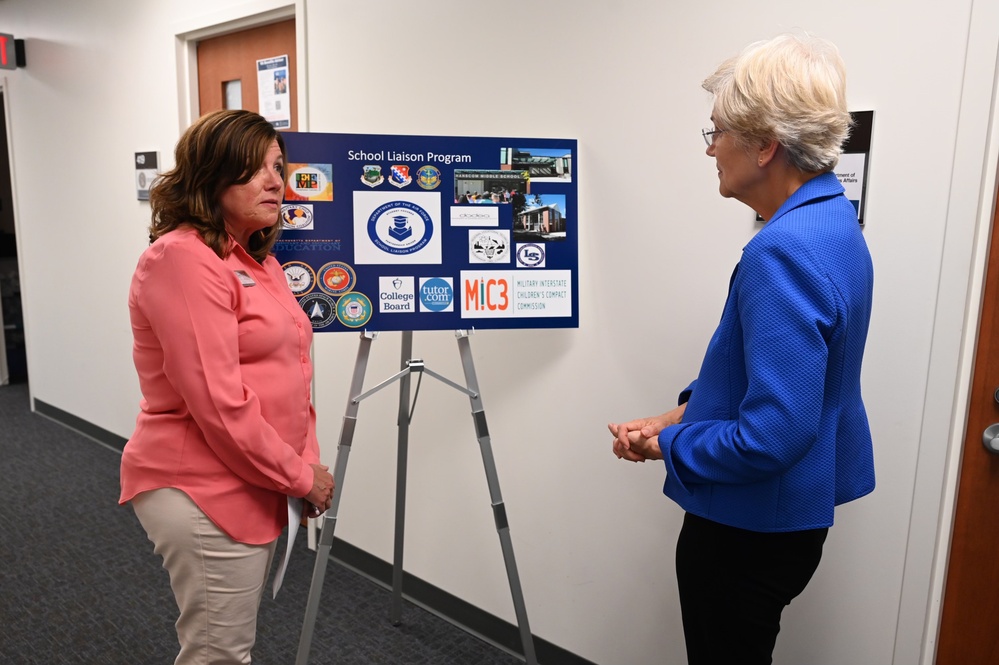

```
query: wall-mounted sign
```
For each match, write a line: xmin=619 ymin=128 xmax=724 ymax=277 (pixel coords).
xmin=275 ymin=132 xmax=578 ymax=333
xmin=755 ymin=110 xmax=874 ymax=225
xmin=837 ymin=110 xmax=874 ymax=225
xmin=0 ymin=32 xmax=17 ymax=69
xmin=134 ymin=151 xmax=158 ymax=201
xmin=0 ymin=33 xmax=19 ymax=70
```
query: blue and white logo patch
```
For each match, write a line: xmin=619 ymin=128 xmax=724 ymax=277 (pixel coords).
xmin=353 ymin=191 xmax=442 ymax=265
xmin=367 ymin=200 xmax=433 ymax=255
xmin=419 ymin=277 xmax=454 ymax=312
xmin=515 ymin=243 xmax=546 ymax=268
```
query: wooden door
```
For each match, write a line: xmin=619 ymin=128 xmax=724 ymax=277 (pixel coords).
xmin=196 ymin=19 xmax=297 ymax=130
xmin=936 ymin=181 xmax=999 ymax=663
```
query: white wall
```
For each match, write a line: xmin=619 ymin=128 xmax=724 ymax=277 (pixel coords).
xmin=1 ymin=1 xmax=995 ymax=663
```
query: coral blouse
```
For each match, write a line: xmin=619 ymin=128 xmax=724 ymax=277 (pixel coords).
xmin=120 ymin=226 xmax=319 ymax=544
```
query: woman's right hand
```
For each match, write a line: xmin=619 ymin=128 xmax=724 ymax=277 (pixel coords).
xmin=608 ymin=403 xmax=687 ymax=462
xmin=305 ymin=463 xmax=334 ymax=514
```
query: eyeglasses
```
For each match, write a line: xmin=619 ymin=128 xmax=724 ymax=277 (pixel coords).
xmin=701 ymin=127 xmax=726 ymax=146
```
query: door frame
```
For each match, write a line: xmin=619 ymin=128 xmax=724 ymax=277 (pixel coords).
xmin=0 ymin=85 xmax=8 ymax=385
xmin=172 ymin=0 xmax=308 ymax=132
xmin=896 ymin=1 xmax=999 ymax=662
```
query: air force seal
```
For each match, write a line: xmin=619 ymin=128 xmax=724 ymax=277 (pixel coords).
xmin=367 ymin=200 xmax=434 ymax=256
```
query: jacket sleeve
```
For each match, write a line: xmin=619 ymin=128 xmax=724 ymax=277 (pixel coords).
xmin=135 ymin=241 xmax=314 ymax=498
xmin=659 ymin=234 xmax=839 ymax=489
xmin=678 ymin=381 xmax=696 ymax=405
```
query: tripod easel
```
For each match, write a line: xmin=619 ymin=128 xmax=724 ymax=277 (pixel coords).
xmin=295 ymin=329 xmax=538 ymax=665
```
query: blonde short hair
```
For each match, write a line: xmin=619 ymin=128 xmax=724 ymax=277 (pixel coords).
xmin=703 ymin=33 xmax=851 ymax=173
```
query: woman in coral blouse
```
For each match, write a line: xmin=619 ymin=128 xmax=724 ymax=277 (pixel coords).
xmin=120 ymin=109 xmax=334 ymax=664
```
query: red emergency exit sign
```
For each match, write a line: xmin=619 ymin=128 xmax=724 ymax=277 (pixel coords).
xmin=0 ymin=33 xmax=18 ymax=70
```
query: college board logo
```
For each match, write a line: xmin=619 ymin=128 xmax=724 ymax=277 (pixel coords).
xmin=419 ymin=277 xmax=454 ymax=312
xmin=379 ymin=276 xmax=416 ymax=313
xmin=367 ymin=200 xmax=434 ymax=256
xmin=299 ymin=292 xmax=337 ymax=328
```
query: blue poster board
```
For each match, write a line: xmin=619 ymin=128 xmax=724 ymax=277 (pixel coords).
xmin=275 ymin=132 xmax=578 ymax=332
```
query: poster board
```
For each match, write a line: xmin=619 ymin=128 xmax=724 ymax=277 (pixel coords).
xmin=275 ymin=132 xmax=578 ymax=332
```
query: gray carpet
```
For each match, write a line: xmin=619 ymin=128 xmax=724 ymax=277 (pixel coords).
xmin=0 ymin=382 xmax=524 ymax=664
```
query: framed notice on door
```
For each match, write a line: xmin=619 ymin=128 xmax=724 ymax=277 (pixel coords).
xmin=257 ymin=54 xmax=291 ymax=130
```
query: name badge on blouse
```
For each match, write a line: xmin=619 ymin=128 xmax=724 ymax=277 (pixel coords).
xmin=234 ymin=270 xmax=256 ymax=287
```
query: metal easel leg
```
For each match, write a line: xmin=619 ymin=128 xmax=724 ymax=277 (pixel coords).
xmin=390 ymin=330 xmax=413 ymax=625
xmin=296 ymin=330 xmax=537 ymax=664
xmin=455 ymin=332 xmax=538 ymax=665
xmin=295 ymin=332 xmax=376 ymax=665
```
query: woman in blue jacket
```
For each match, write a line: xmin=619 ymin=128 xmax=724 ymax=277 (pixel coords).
xmin=609 ymin=33 xmax=874 ymax=665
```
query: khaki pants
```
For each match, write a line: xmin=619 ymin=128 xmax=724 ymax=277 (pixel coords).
xmin=132 ymin=488 xmax=277 ymax=665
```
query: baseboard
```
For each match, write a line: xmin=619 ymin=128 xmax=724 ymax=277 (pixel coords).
xmin=34 ymin=398 xmax=129 ymax=450
xmin=35 ymin=400 xmax=595 ymax=665
xmin=327 ymin=537 xmax=596 ymax=665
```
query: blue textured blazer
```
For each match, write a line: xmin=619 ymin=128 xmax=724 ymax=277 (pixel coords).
xmin=658 ymin=172 xmax=875 ymax=532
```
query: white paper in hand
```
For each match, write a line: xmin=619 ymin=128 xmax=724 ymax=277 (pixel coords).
xmin=272 ymin=496 xmax=303 ymax=599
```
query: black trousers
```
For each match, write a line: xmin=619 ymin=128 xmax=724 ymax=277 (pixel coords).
xmin=675 ymin=512 xmax=828 ymax=665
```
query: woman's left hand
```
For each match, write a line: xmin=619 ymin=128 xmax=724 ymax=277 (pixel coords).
xmin=305 ymin=463 xmax=334 ymax=515
xmin=608 ymin=423 xmax=663 ymax=462
xmin=306 ymin=500 xmax=326 ymax=518
xmin=608 ymin=405 xmax=685 ymax=462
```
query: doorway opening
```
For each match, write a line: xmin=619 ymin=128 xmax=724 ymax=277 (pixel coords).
xmin=0 ymin=90 xmax=25 ymax=385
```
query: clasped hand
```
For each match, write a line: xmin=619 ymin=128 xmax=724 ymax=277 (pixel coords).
xmin=305 ymin=463 xmax=334 ymax=517
xmin=608 ymin=403 xmax=686 ymax=463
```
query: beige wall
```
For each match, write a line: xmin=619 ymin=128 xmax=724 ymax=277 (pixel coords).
xmin=1 ymin=1 xmax=997 ymax=663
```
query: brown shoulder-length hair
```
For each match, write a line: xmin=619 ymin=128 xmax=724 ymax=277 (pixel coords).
xmin=148 ymin=110 xmax=287 ymax=263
